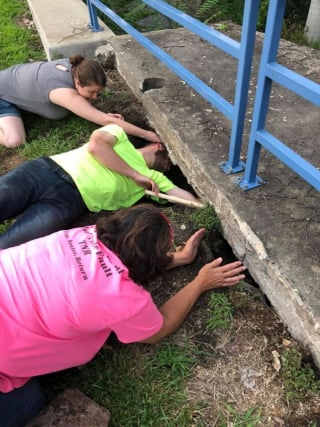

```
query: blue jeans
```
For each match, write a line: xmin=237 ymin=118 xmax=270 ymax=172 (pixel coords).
xmin=0 ymin=157 xmax=87 ymax=249
xmin=0 ymin=98 xmax=21 ymax=118
xmin=0 ymin=378 xmax=48 ymax=427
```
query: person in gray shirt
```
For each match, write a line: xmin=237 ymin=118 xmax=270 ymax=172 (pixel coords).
xmin=0 ymin=54 xmax=160 ymax=148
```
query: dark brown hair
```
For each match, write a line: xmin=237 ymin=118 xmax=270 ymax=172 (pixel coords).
xmin=69 ymin=54 xmax=106 ymax=87
xmin=96 ymin=204 xmax=173 ymax=284
xmin=152 ymin=143 xmax=171 ymax=172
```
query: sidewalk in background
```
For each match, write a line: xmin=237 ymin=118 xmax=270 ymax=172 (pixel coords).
xmin=27 ymin=0 xmax=113 ymax=60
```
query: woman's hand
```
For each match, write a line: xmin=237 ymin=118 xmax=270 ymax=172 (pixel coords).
xmin=132 ymin=171 xmax=160 ymax=193
xmin=141 ymin=256 xmax=246 ymax=344
xmin=169 ymin=228 xmax=206 ymax=268
xmin=195 ymin=258 xmax=246 ymax=292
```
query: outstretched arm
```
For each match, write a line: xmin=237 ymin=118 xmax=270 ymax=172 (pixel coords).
xmin=87 ymin=129 xmax=160 ymax=192
xmin=166 ymin=187 xmax=202 ymax=204
xmin=49 ymin=88 xmax=160 ymax=142
xmin=141 ymin=258 xmax=246 ymax=344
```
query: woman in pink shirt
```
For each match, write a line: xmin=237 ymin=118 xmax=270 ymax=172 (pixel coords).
xmin=0 ymin=204 xmax=246 ymax=427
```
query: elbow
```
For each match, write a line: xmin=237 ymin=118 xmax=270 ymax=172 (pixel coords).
xmin=146 ymin=335 xmax=164 ymax=345
xmin=87 ymin=141 xmax=96 ymax=155
xmin=87 ymin=131 xmax=101 ymax=155
xmin=140 ymin=334 xmax=165 ymax=345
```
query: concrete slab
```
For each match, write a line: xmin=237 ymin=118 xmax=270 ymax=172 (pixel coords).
xmin=27 ymin=0 xmax=114 ymax=60
xmin=26 ymin=1 xmax=320 ymax=368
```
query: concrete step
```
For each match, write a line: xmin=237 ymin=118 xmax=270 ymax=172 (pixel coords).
xmin=27 ymin=0 xmax=114 ymax=60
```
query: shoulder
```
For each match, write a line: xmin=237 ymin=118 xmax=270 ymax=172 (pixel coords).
xmin=95 ymin=124 xmax=132 ymax=147
xmin=98 ymin=124 xmax=126 ymax=138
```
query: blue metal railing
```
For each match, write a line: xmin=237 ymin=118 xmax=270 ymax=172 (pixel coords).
xmin=87 ymin=0 xmax=320 ymax=191
xmin=87 ymin=0 xmax=260 ymax=174
xmin=238 ymin=0 xmax=320 ymax=191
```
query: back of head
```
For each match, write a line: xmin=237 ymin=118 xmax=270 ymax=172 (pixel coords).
xmin=70 ymin=54 xmax=106 ymax=87
xmin=152 ymin=143 xmax=171 ymax=173
xmin=96 ymin=204 xmax=173 ymax=284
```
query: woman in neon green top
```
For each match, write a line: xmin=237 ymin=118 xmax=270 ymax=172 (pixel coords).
xmin=0 ymin=124 xmax=201 ymax=249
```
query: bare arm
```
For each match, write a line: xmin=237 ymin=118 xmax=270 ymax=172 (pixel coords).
xmin=49 ymin=88 xmax=160 ymax=142
xmin=166 ymin=187 xmax=202 ymax=203
xmin=141 ymin=258 xmax=246 ymax=344
xmin=87 ymin=129 xmax=160 ymax=192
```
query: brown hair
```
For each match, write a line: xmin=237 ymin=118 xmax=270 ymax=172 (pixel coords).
xmin=152 ymin=143 xmax=171 ymax=172
xmin=69 ymin=54 xmax=106 ymax=87
xmin=96 ymin=204 xmax=173 ymax=284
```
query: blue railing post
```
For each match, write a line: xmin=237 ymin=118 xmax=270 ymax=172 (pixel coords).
xmin=220 ymin=0 xmax=260 ymax=174
xmin=238 ymin=0 xmax=320 ymax=191
xmin=87 ymin=0 xmax=103 ymax=32
xmin=239 ymin=0 xmax=286 ymax=190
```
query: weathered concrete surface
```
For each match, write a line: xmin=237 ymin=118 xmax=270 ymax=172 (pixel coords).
xmin=27 ymin=0 xmax=320 ymax=368
xmin=107 ymin=26 xmax=320 ymax=366
xmin=26 ymin=389 xmax=110 ymax=426
xmin=27 ymin=0 xmax=113 ymax=60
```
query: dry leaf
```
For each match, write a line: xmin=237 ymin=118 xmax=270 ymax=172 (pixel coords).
xmin=272 ymin=350 xmax=281 ymax=372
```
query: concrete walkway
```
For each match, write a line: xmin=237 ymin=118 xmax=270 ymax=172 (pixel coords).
xmin=27 ymin=0 xmax=320 ymax=367
xmin=27 ymin=0 xmax=113 ymax=60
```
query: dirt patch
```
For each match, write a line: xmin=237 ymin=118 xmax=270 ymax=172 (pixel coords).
xmin=154 ymin=204 xmax=320 ymax=426
xmin=1 ymin=69 xmax=320 ymax=426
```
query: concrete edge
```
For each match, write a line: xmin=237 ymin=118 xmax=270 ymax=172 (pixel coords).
xmin=141 ymin=93 xmax=320 ymax=369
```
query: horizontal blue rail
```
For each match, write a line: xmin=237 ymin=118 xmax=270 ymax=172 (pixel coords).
xmin=87 ymin=0 xmax=260 ymax=174
xmin=142 ymin=0 xmax=240 ymax=58
xmin=266 ymin=62 xmax=320 ymax=106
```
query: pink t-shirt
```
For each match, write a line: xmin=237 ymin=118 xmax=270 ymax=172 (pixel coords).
xmin=0 ymin=226 xmax=163 ymax=393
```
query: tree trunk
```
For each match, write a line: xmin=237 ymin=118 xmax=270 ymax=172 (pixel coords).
xmin=304 ymin=0 xmax=320 ymax=43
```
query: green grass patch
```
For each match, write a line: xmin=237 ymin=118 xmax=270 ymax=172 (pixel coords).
xmin=189 ymin=204 xmax=222 ymax=233
xmin=18 ymin=115 xmax=97 ymax=159
xmin=219 ymin=403 xmax=262 ymax=426
xmin=206 ymin=291 xmax=233 ymax=330
xmin=0 ymin=0 xmax=45 ymax=69
xmin=281 ymin=347 xmax=320 ymax=402
xmin=43 ymin=340 xmax=202 ymax=426
xmin=0 ymin=220 xmax=14 ymax=234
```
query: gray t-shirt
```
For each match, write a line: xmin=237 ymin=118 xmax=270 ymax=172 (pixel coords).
xmin=0 ymin=58 xmax=74 ymax=119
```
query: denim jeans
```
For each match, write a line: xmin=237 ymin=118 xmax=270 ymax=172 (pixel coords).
xmin=0 ymin=157 xmax=87 ymax=249
xmin=0 ymin=378 xmax=47 ymax=427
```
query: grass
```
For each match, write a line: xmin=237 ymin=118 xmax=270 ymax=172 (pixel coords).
xmin=18 ymin=114 xmax=97 ymax=159
xmin=206 ymin=291 xmax=233 ymax=330
xmin=0 ymin=0 xmax=44 ymax=68
xmin=189 ymin=204 xmax=222 ymax=233
xmin=281 ymin=347 xmax=320 ymax=402
xmin=219 ymin=404 xmax=262 ymax=426
xmin=43 ymin=340 xmax=200 ymax=426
